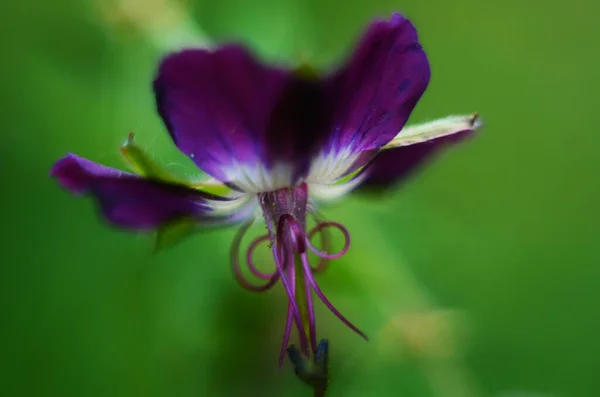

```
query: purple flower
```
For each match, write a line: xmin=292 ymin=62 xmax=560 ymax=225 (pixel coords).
xmin=51 ymin=13 xmax=481 ymax=366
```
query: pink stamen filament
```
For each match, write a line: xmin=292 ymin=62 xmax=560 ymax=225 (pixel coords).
xmin=279 ymin=280 xmax=295 ymax=367
xmin=303 ymin=256 xmax=318 ymax=354
xmin=307 ymin=221 xmax=351 ymax=260
xmin=307 ymin=220 xmax=331 ymax=273
xmin=288 ymin=217 xmax=318 ymax=354
xmin=231 ymin=220 xmax=279 ymax=292
xmin=246 ymin=234 xmax=273 ymax=280
xmin=274 ymin=216 xmax=309 ymax=356
xmin=299 ymin=250 xmax=368 ymax=341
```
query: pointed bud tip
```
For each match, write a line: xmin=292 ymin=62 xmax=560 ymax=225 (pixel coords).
xmin=123 ymin=131 xmax=135 ymax=146
xmin=470 ymin=112 xmax=483 ymax=129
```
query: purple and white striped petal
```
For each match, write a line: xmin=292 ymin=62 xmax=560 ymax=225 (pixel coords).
xmin=154 ymin=13 xmax=430 ymax=191
xmin=154 ymin=46 xmax=332 ymax=192
xmin=307 ymin=13 xmax=430 ymax=184
xmin=51 ymin=154 xmax=251 ymax=229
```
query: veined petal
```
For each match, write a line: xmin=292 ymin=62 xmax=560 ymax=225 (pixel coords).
xmin=359 ymin=113 xmax=482 ymax=188
xmin=154 ymin=46 xmax=330 ymax=192
xmin=154 ymin=13 xmax=430 ymax=191
xmin=307 ymin=13 xmax=430 ymax=183
xmin=309 ymin=172 xmax=368 ymax=203
xmin=51 ymin=154 xmax=252 ymax=230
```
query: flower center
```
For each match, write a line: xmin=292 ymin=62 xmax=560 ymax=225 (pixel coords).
xmin=230 ymin=183 xmax=368 ymax=367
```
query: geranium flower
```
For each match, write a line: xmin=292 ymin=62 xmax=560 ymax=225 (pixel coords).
xmin=51 ymin=12 xmax=481 ymax=367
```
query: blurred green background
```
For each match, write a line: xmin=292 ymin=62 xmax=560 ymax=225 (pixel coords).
xmin=2 ymin=0 xmax=599 ymax=396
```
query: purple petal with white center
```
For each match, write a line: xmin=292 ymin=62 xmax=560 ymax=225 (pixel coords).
xmin=154 ymin=46 xmax=330 ymax=189
xmin=322 ymin=13 xmax=430 ymax=157
xmin=154 ymin=13 xmax=430 ymax=189
xmin=51 ymin=154 xmax=237 ymax=229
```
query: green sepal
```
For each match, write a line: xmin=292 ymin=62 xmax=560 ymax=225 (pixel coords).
xmin=154 ymin=217 xmax=199 ymax=253
xmin=287 ymin=339 xmax=329 ymax=397
xmin=120 ymin=132 xmax=237 ymax=197
xmin=333 ymin=166 xmax=365 ymax=185
xmin=120 ymin=132 xmax=184 ymax=183
xmin=194 ymin=182 xmax=236 ymax=198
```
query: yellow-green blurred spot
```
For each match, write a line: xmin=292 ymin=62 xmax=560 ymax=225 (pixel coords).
xmin=377 ymin=309 xmax=468 ymax=362
xmin=295 ymin=64 xmax=320 ymax=80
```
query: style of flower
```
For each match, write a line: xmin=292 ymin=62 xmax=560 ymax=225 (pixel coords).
xmin=51 ymin=13 xmax=481 ymax=367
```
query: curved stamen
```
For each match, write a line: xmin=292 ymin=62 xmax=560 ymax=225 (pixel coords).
xmin=231 ymin=219 xmax=279 ymax=292
xmin=246 ymin=234 xmax=274 ymax=280
xmin=279 ymin=300 xmax=295 ymax=368
xmin=278 ymin=244 xmax=298 ymax=367
xmin=299 ymin=251 xmax=369 ymax=342
xmin=307 ymin=212 xmax=332 ymax=273
xmin=287 ymin=216 xmax=319 ymax=354
xmin=303 ymin=251 xmax=318 ymax=353
xmin=274 ymin=216 xmax=309 ymax=353
xmin=306 ymin=221 xmax=351 ymax=260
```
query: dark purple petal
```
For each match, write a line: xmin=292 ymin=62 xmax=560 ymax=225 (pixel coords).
xmin=153 ymin=13 xmax=429 ymax=187
xmin=154 ymin=46 xmax=329 ymax=185
xmin=324 ymin=13 xmax=430 ymax=155
xmin=359 ymin=128 xmax=473 ymax=189
xmin=51 ymin=154 xmax=226 ymax=229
